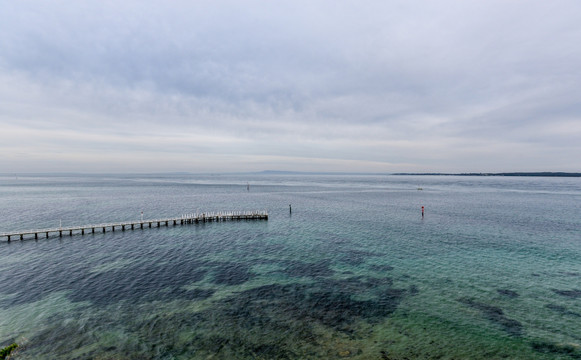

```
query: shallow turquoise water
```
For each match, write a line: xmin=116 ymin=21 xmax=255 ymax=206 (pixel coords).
xmin=0 ymin=174 xmax=580 ymax=359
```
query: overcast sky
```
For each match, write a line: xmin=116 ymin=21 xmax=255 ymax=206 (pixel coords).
xmin=1 ymin=1 xmax=580 ymax=173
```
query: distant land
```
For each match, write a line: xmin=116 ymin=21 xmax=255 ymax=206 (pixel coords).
xmin=1 ymin=171 xmax=579 ymax=177
xmin=393 ymin=172 xmax=581 ymax=177
xmin=257 ymin=170 xmax=385 ymax=176
xmin=261 ymin=171 xmax=581 ymax=177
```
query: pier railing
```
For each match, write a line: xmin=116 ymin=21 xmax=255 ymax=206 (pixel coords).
xmin=1 ymin=210 xmax=268 ymax=242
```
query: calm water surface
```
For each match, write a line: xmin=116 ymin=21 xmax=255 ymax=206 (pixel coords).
xmin=0 ymin=174 xmax=580 ymax=359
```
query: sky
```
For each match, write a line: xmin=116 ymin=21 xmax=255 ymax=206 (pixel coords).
xmin=1 ymin=1 xmax=580 ymax=173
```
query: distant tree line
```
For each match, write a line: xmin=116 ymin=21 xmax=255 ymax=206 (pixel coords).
xmin=393 ymin=172 xmax=581 ymax=177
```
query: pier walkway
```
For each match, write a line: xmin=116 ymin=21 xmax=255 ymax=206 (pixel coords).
xmin=1 ymin=211 xmax=268 ymax=242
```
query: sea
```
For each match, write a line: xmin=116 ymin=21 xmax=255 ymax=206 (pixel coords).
xmin=0 ymin=173 xmax=579 ymax=359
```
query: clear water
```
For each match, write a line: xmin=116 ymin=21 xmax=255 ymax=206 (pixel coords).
xmin=0 ymin=174 xmax=580 ymax=359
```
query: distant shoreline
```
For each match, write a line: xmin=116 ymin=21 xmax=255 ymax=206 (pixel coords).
xmin=393 ymin=172 xmax=581 ymax=177
xmin=1 ymin=171 xmax=580 ymax=177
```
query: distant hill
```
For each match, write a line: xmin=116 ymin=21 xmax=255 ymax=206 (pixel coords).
xmin=258 ymin=170 xmax=384 ymax=175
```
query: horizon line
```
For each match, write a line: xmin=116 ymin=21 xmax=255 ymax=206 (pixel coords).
xmin=1 ymin=171 xmax=580 ymax=177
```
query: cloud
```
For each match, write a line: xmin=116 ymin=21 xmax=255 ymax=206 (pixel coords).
xmin=1 ymin=0 xmax=580 ymax=172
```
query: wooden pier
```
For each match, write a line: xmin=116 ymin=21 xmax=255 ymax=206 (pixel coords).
xmin=0 ymin=211 xmax=268 ymax=242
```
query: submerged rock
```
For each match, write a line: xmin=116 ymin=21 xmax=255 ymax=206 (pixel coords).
xmin=531 ymin=340 xmax=581 ymax=358
xmin=497 ymin=289 xmax=519 ymax=298
xmin=211 ymin=262 xmax=254 ymax=285
xmin=283 ymin=260 xmax=334 ymax=278
xmin=552 ymin=289 xmax=581 ymax=299
xmin=459 ymin=298 xmax=523 ymax=336
xmin=546 ymin=304 xmax=581 ymax=317
xmin=369 ymin=264 xmax=395 ymax=272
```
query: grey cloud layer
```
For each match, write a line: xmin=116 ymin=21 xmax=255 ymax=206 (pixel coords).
xmin=1 ymin=0 xmax=580 ymax=172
